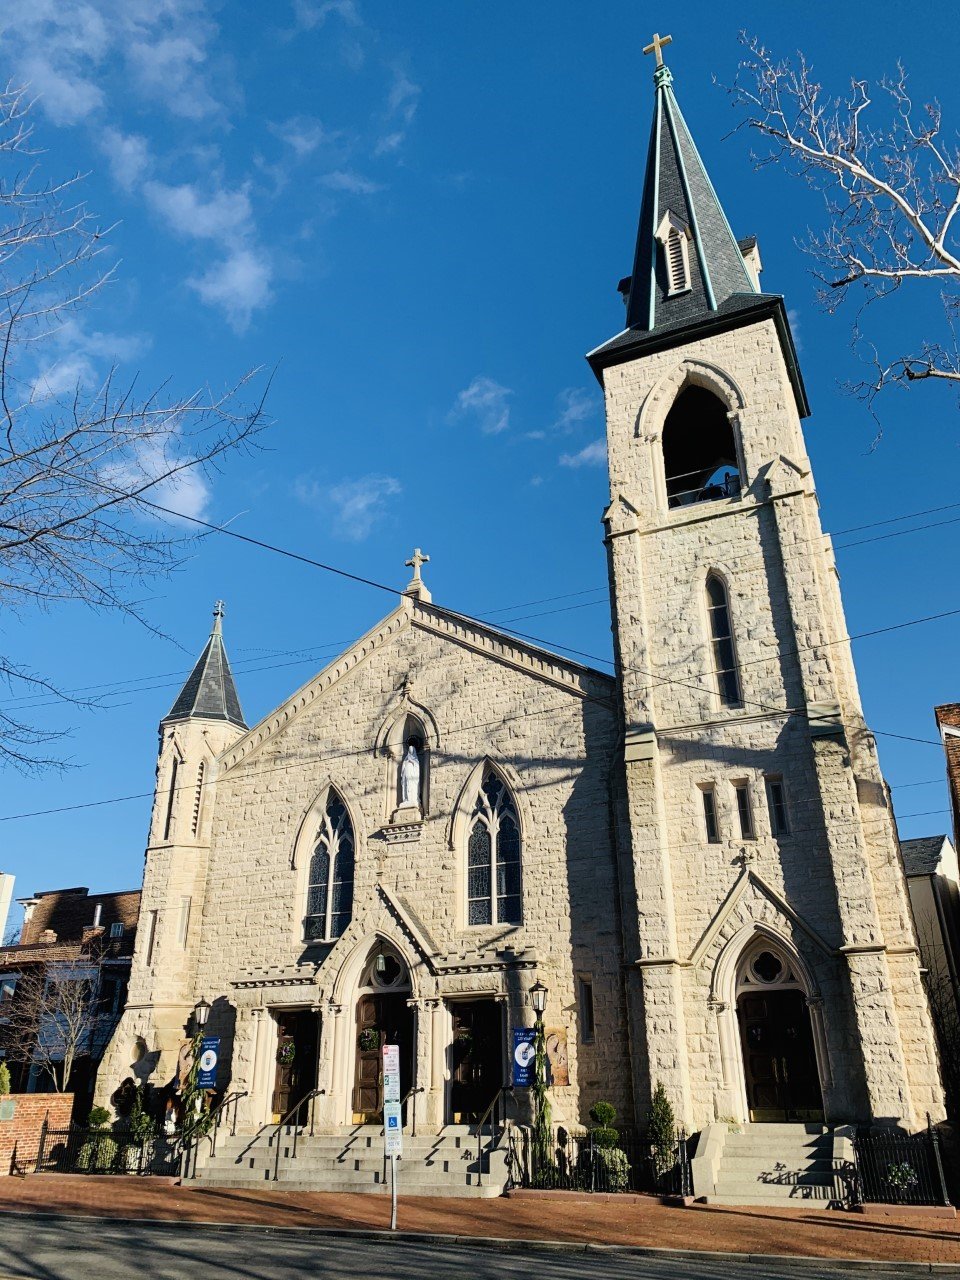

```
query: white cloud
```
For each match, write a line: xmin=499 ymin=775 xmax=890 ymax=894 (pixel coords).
xmin=552 ymin=386 xmax=596 ymax=432
xmin=188 ymin=249 xmax=273 ymax=334
xmin=101 ymin=435 xmax=211 ymax=523
xmin=127 ymin=35 xmax=220 ymax=121
xmin=296 ymin=472 xmax=401 ymax=541
xmin=451 ymin=376 xmax=512 ymax=436
xmin=31 ymin=318 xmax=149 ymax=398
xmin=270 ymin=116 xmax=330 ymax=158
xmin=18 ymin=54 xmax=106 ymax=125
xmin=374 ymin=68 xmax=421 ymax=156
xmin=143 ymin=180 xmax=253 ymax=242
xmin=293 ymin=0 xmax=362 ymax=30
xmin=559 ymin=439 xmax=607 ymax=468
xmin=320 ymin=169 xmax=383 ymax=195
xmin=100 ymin=128 xmax=151 ymax=190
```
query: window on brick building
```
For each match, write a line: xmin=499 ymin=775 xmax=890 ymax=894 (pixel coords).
xmin=700 ymin=785 xmax=720 ymax=843
xmin=467 ymin=768 xmax=523 ymax=926
xmin=706 ymin=574 xmax=742 ymax=707
xmin=304 ymin=789 xmax=355 ymax=941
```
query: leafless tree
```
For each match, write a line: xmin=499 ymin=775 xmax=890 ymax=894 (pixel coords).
xmin=0 ymin=83 xmax=269 ymax=768
xmin=729 ymin=35 xmax=960 ymax=406
xmin=0 ymin=947 xmax=117 ymax=1092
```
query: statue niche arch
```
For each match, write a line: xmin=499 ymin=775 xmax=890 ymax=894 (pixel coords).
xmin=662 ymin=384 xmax=743 ymax=508
xmin=376 ymin=703 xmax=437 ymax=820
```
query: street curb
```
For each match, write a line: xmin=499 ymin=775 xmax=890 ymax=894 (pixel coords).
xmin=0 ymin=1208 xmax=955 ymax=1274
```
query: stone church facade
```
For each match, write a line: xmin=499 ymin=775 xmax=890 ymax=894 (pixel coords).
xmin=99 ymin=54 xmax=945 ymax=1140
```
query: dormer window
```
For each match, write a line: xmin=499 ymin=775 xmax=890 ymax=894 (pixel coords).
xmin=656 ymin=211 xmax=691 ymax=296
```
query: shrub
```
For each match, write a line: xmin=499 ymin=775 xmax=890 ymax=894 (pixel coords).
xmin=648 ymin=1082 xmax=675 ymax=1150
xmin=87 ymin=1105 xmax=111 ymax=1130
xmin=595 ymin=1146 xmax=631 ymax=1191
xmin=128 ymin=1088 xmax=157 ymax=1142
xmin=0 ymin=1062 xmax=11 ymax=1095
xmin=589 ymin=1100 xmax=617 ymax=1128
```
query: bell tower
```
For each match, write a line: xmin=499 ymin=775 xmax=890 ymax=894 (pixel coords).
xmin=97 ymin=602 xmax=247 ymax=1100
xmin=591 ymin=42 xmax=944 ymax=1129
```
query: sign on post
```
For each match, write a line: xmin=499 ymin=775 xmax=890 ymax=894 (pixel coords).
xmin=382 ymin=1043 xmax=402 ymax=1231
xmin=197 ymin=1036 xmax=220 ymax=1090
xmin=512 ymin=1027 xmax=536 ymax=1087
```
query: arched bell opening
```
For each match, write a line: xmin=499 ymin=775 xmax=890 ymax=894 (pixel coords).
xmin=662 ymin=385 xmax=742 ymax=508
xmin=735 ymin=939 xmax=825 ymax=1124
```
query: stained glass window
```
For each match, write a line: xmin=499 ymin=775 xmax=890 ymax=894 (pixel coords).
xmin=304 ymin=790 xmax=355 ymax=940
xmin=706 ymin=574 xmax=742 ymax=707
xmin=466 ymin=767 xmax=523 ymax=927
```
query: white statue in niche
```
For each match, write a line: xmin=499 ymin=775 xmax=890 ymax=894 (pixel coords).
xmin=399 ymin=743 xmax=421 ymax=809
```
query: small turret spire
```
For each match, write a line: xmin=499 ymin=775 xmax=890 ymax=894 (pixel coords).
xmin=163 ymin=600 xmax=246 ymax=728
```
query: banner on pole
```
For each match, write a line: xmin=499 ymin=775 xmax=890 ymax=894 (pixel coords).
xmin=511 ymin=1027 xmax=536 ymax=1087
xmin=197 ymin=1037 xmax=220 ymax=1090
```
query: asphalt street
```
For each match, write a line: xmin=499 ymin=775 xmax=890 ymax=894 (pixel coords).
xmin=0 ymin=1216 xmax=941 ymax=1280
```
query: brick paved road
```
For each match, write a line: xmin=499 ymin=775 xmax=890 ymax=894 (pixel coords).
xmin=0 ymin=1216 xmax=942 ymax=1280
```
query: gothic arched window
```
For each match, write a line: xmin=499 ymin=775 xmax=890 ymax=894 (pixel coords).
xmin=662 ymin=385 xmax=741 ymax=508
xmin=467 ymin=769 xmax=523 ymax=926
xmin=304 ymin=790 xmax=355 ymax=941
xmin=706 ymin=574 xmax=742 ymax=707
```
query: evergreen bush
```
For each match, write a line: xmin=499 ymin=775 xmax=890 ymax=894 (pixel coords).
xmin=0 ymin=1062 xmax=11 ymax=1095
xmin=87 ymin=1105 xmax=111 ymax=1130
xmin=589 ymin=1099 xmax=620 ymax=1150
xmin=647 ymin=1081 xmax=677 ymax=1186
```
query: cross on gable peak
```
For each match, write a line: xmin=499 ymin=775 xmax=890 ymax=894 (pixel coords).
xmin=403 ymin=547 xmax=432 ymax=604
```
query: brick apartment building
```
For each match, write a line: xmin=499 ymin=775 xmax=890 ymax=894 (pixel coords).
xmin=0 ymin=886 xmax=140 ymax=1119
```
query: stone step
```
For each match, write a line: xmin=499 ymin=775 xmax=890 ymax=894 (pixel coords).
xmin=703 ymin=1190 xmax=835 ymax=1206
xmin=717 ymin=1155 xmax=835 ymax=1170
xmin=714 ymin=1174 xmax=834 ymax=1192
xmin=193 ymin=1175 xmax=502 ymax=1198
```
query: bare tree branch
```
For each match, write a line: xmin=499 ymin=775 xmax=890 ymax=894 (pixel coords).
xmin=727 ymin=35 xmax=960 ymax=404
xmin=0 ymin=83 xmax=271 ymax=768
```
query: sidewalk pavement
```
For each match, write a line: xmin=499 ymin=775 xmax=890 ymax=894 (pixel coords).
xmin=0 ymin=1177 xmax=956 ymax=1267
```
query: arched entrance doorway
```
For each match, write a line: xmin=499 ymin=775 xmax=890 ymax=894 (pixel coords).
xmin=352 ymin=944 xmax=414 ymax=1123
xmin=736 ymin=942 xmax=824 ymax=1123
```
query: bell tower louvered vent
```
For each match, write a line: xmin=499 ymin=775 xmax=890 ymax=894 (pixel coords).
xmin=657 ymin=212 xmax=691 ymax=296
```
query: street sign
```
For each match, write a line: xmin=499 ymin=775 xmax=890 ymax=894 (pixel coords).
xmin=382 ymin=1042 xmax=400 ymax=1102
xmin=383 ymin=1100 xmax=403 ymax=1155
xmin=197 ymin=1036 xmax=220 ymax=1089
xmin=512 ymin=1028 xmax=536 ymax=1087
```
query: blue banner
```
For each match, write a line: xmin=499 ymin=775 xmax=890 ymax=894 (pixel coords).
xmin=197 ymin=1036 xmax=220 ymax=1090
xmin=511 ymin=1027 xmax=536 ymax=1087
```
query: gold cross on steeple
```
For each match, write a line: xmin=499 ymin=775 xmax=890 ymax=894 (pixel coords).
xmin=642 ymin=31 xmax=673 ymax=67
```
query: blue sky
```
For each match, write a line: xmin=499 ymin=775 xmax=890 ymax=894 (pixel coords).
xmin=1 ymin=1 xmax=958 ymax=925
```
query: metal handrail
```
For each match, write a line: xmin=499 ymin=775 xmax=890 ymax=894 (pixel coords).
xmin=474 ymin=1085 xmax=512 ymax=1187
xmin=182 ymin=1089 xmax=248 ymax=1179
xmin=271 ymin=1088 xmax=325 ymax=1182
xmin=399 ymin=1084 xmax=424 ymax=1139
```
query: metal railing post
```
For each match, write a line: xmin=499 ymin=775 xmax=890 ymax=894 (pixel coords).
xmin=928 ymin=1113 xmax=950 ymax=1208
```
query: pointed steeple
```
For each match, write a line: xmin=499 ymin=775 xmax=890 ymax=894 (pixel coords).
xmin=625 ymin=56 xmax=757 ymax=333
xmin=587 ymin=42 xmax=808 ymax=416
xmin=163 ymin=601 xmax=246 ymax=728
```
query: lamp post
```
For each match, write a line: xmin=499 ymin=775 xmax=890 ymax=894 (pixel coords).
xmin=529 ymin=980 xmax=551 ymax=1178
xmin=193 ymin=998 xmax=211 ymax=1034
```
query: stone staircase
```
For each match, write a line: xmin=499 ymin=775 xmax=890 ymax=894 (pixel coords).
xmin=190 ymin=1124 xmax=508 ymax=1198
xmin=693 ymin=1123 xmax=844 ymax=1206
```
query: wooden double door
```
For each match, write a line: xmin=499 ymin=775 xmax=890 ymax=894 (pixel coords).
xmin=272 ymin=1009 xmax=320 ymax=1120
xmin=352 ymin=993 xmax=413 ymax=1121
xmin=449 ymin=1000 xmax=503 ymax=1124
xmin=737 ymin=989 xmax=824 ymax=1122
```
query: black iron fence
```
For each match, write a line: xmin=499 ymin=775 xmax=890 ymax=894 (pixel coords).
xmin=852 ymin=1119 xmax=950 ymax=1208
xmin=509 ymin=1126 xmax=692 ymax=1196
xmin=35 ymin=1125 xmax=180 ymax=1177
